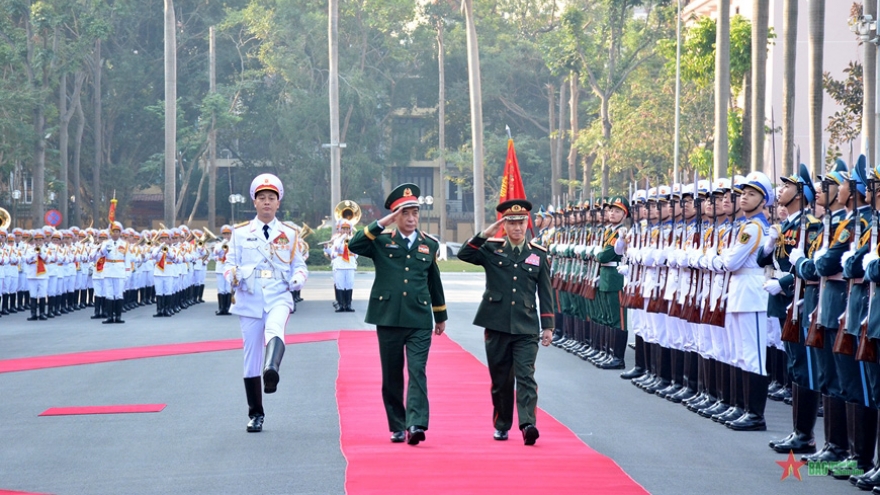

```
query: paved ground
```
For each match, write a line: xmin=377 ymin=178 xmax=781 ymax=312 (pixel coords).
xmin=0 ymin=272 xmax=860 ymax=494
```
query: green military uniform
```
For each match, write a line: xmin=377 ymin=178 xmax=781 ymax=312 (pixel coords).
xmin=457 ymin=199 xmax=554 ymax=443
xmin=347 ymin=183 xmax=448 ymax=441
xmin=592 ymin=196 xmax=628 ymax=370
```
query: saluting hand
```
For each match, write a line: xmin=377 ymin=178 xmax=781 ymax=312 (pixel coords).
xmin=378 ymin=208 xmax=403 ymax=229
xmin=480 ymin=218 xmax=505 ymax=238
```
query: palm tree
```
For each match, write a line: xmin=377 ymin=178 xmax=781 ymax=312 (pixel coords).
xmin=808 ymin=0 xmax=825 ymax=176
xmin=713 ymin=0 xmax=730 ymax=179
xmin=781 ymin=0 xmax=797 ymax=177
xmin=863 ymin=1 xmax=876 ymax=165
xmin=751 ymin=0 xmax=769 ymax=174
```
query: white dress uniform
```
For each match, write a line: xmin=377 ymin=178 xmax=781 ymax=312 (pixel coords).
xmin=99 ymin=237 xmax=130 ymax=300
xmin=224 ymin=173 xmax=309 ymax=433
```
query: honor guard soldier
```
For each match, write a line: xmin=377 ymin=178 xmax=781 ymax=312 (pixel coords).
xmin=151 ymin=230 xmax=176 ymax=317
xmin=99 ymin=222 xmax=130 ymax=324
xmin=765 ymin=164 xmax=822 ymax=454
xmin=347 ymin=183 xmax=448 ymax=445
xmin=591 ymin=195 xmax=629 ymax=370
xmin=213 ymin=225 xmax=233 ymax=315
xmin=325 ymin=219 xmax=357 ymax=312
xmin=24 ymin=230 xmax=51 ymax=320
xmin=224 ymin=173 xmax=309 ymax=433
xmin=791 ymin=160 xmax=852 ymax=464
xmin=855 ymin=161 xmax=880 ymax=490
xmin=458 ymin=199 xmax=554 ymax=445
xmin=701 ymin=172 xmax=774 ymax=431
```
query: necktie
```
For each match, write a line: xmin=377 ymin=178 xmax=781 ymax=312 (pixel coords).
xmin=263 ymin=225 xmax=270 ymax=240
xmin=513 ymin=246 xmax=520 ymax=257
xmin=407 ymin=237 xmax=412 ymax=250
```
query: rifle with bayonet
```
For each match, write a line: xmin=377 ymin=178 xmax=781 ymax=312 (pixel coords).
xmin=806 ymin=177 xmax=832 ymax=348
xmin=781 ymin=179 xmax=807 ymax=343
xmin=857 ymin=172 xmax=878 ymax=363
xmin=648 ymin=183 xmax=671 ymax=314
xmin=683 ymin=173 xmax=704 ymax=323
xmin=833 ymin=170 xmax=860 ymax=355
xmin=708 ymin=185 xmax=738 ymax=329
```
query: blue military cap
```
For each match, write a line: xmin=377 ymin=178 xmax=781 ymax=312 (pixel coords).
xmin=781 ymin=163 xmax=816 ymax=204
xmin=846 ymin=154 xmax=868 ymax=196
xmin=821 ymin=158 xmax=848 ymax=186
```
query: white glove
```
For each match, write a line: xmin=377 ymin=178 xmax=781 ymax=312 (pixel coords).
xmin=698 ymin=254 xmax=710 ymax=270
xmin=814 ymin=248 xmax=828 ymax=260
xmin=711 ymin=255 xmax=725 ymax=272
xmin=841 ymin=249 xmax=856 ymax=267
xmin=863 ymin=251 xmax=880 ymax=272
xmin=593 ymin=245 xmax=603 ymax=257
xmin=614 ymin=235 xmax=627 ymax=254
xmin=642 ymin=248 xmax=656 ymax=266
xmin=763 ymin=279 xmax=783 ymax=296
xmin=654 ymin=248 xmax=669 ymax=267
xmin=788 ymin=247 xmax=805 ymax=266
xmin=688 ymin=251 xmax=702 ymax=268
xmin=617 ymin=264 xmax=630 ymax=276
xmin=762 ymin=227 xmax=779 ymax=256
xmin=676 ymin=250 xmax=688 ymax=267
xmin=667 ymin=251 xmax=679 ymax=268
xmin=289 ymin=273 xmax=305 ymax=291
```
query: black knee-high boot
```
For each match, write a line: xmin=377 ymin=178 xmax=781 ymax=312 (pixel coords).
xmin=244 ymin=377 xmax=264 ymax=432
xmin=263 ymin=337 xmax=285 ymax=394
xmin=27 ymin=299 xmax=38 ymax=321
xmin=770 ymin=382 xmax=819 ymax=453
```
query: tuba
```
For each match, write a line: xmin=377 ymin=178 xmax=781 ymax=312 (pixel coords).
xmin=334 ymin=200 xmax=361 ymax=226
xmin=0 ymin=207 xmax=10 ymax=230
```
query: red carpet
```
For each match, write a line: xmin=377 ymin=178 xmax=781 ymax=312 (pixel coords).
xmin=336 ymin=331 xmax=648 ymax=494
xmin=0 ymin=490 xmax=52 ymax=495
xmin=0 ymin=331 xmax=339 ymax=374
xmin=39 ymin=404 xmax=167 ymax=416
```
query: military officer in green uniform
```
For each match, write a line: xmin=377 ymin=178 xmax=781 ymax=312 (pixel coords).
xmin=347 ymin=183 xmax=448 ymax=446
xmin=457 ymin=199 xmax=555 ymax=445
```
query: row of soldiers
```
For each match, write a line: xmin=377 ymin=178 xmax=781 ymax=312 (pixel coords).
xmin=539 ymin=159 xmax=880 ymax=489
xmin=0 ymin=223 xmax=237 ymax=323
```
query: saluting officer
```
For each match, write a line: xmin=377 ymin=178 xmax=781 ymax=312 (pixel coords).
xmin=457 ymin=199 xmax=554 ymax=445
xmin=347 ymin=183 xmax=448 ymax=446
xmin=224 ymin=173 xmax=309 ymax=433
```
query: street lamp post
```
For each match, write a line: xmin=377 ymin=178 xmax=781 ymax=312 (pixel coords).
xmin=418 ymin=195 xmax=434 ymax=233
xmin=228 ymin=193 xmax=246 ymax=226
xmin=11 ymin=189 xmax=21 ymax=228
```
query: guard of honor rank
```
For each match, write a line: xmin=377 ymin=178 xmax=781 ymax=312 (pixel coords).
xmin=0 ymin=220 xmax=313 ymax=323
xmin=539 ymin=157 xmax=880 ymax=488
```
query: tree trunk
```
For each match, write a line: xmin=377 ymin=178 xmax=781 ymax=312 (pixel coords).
xmin=781 ymin=0 xmax=797 ymax=177
xmin=741 ymin=71 xmax=752 ymax=176
xmin=750 ymin=0 xmax=769 ymax=174
xmin=714 ymin=0 xmax=730 ymax=179
xmin=329 ymin=0 xmax=341 ymax=216
xmin=93 ymin=39 xmax=103 ymax=224
xmin=73 ymin=77 xmax=85 ymax=227
xmin=808 ymin=0 xmax=825 ymax=177
xmin=864 ymin=1 xmax=876 ymax=166
xmin=548 ymin=82 xmax=557 ymax=201
xmin=208 ymin=26 xmax=217 ymax=232
xmin=463 ymin=0 xmax=485 ymax=230
xmin=59 ymin=72 xmax=69 ymax=228
xmin=164 ymin=0 xmax=177 ymax=227
xmin=600 ymin=95 xmax=611 ymax=197
xmin=437 ymin=19 xmax=447 ymax=242
xmin=554 ymin=77 xmax=567 ymax=202
xmin=567 ymin=74 xmax=578 ymax=197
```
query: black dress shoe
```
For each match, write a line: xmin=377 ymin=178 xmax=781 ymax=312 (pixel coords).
xmin=599 ymin=357 xmax=625 ymax=370
xmin=853 ymin=465 xmax=880 ymax=489
xmin=712 ymin=406 xmax=743 ymax=423
xmin=802 ymin=443 xmax=847 ymax=463
xmin=406 ymin=426 xmax=426 ymax=445
xmin=521 ymin=424 xmax=539 ymax=446
xmin=771 ymin=432 xmax=816 ymax=454
xmin=698 ymin=401 xmax=729 ymax=418
xmin=390 ymin=431 xmax=405 ymax=443
xmin=726 ymin=412 xmax=767 ymax=431
xmin=247 ymin=414 xmax=264 ymax=432
xmin=620 ymin=366 xmax=645 ymax=380
xmin=493 ymin=429 xmax=509 ymax=441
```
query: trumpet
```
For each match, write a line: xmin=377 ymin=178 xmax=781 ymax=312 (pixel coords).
xmin=162 ymin=246 xmax=169 ymax=253
xmin=222 ymin=243 xmax=229 ymax=251
xmin=35 ymin=247 xmax=41 ymax=253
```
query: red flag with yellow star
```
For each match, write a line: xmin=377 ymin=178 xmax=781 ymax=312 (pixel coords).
xmin=497 ymin=138 xmax=532 ymax=235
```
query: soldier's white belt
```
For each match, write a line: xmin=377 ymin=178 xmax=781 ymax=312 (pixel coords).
xmin=733 ymin=268 xmax=764 ymax=276
xmin=255 ymin=269 xmax=279 ymax=279
xmin=600 ymin=262 xmax=619 ymax=267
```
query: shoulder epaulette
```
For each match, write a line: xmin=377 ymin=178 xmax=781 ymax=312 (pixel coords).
xmin=529 ymin=241 xmax=547 ymax=252
xmin=282 ymin=221 xmax=302 ymax=232
xmin=234 ymin=221 xmax=249 ymax=229
xmin=422 ymin=232 xmax=439 ymax=243
xmin=806 ymin=214 xmax=820 ymax=224
xmin=381 ymin=228 xmax=394 ymax=235
xmin=487 ymin=237 xmax=505 ymax=243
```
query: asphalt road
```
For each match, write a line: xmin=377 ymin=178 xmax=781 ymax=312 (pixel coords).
xmin=0 ymin=272 xmax=859 ymax=494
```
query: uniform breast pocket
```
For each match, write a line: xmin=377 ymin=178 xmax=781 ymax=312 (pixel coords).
xmin=415 ymin=253 xmax=432 ymax=263
xmin=383 ymin=249 xmax=403 ymax=260
xmin=520 ymin=262 xmax=539 ymax=279
xmin=483 ymin=290 xmax=502 ymax=303
xmin=372 ymin=291 xmax=392 ymax=302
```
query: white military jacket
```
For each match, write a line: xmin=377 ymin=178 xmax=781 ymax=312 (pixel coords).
xmin=99 ymin=239 xmax=130 ymax=279
xmin=225 ymin=217 xmax=309 ymax=318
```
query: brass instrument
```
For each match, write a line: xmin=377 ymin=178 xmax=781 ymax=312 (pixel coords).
xmin=334 ymin=200 xmax=361 ymax=225
xmin=0 ymin=207 xmax=10 ymax=230
xmin=35 ymin=247 xmax=41 ymax=253
xmin=203 ymin=228 xmax=219 ymax=241
xmin=300 ymin=223 xmax=314 ymax=239
xmin=162 ymin=246 xmax=169 ymax=253
xmin=222 ymin=243 xmax=229 ymax=251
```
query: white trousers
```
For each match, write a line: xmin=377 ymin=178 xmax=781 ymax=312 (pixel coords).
xmin=240 ymin=306 xmax=290 ymax=378
xmin=725 ymin=311 xmax=768 ymax=375
xmin=332 ymin=268 xmax=354 ymax=290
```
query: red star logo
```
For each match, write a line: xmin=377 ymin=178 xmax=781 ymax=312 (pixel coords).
xmin=776 ymin=450 xmax=807 ymax=481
